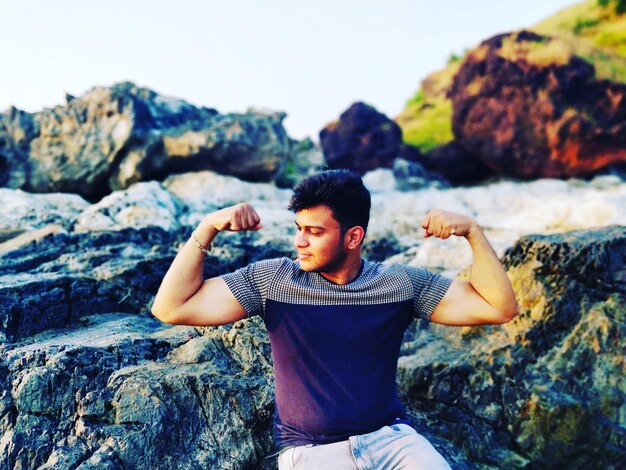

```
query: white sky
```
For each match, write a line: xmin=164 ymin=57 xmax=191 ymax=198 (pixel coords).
xmin=0 ymin=0 xmax=577 ymax=140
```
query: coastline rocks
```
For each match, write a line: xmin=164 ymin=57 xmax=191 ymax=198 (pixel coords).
xmin=319 ymin=102 xmax=404 ymax=174
xmin=449 ymin=31 xmax=626 ymax=179
xmin=397 ymin=226 xmax=626 ymax=467
xmin=421 ymin=141 xmax=494 ymax=185
xmin=392 ymin=158 xmax=451 ymax=191
xmin=0 ymin=314 xmax=275 ymax=469
xmin=368 ymin=172 xmax=626 ymax=276
xmin=73 ymin=181 xmax=187 ymax=233
xmin=1 ymin=171 xmax=625 ymax=468
xmin=0 ymin=188 xmax=88 ymax=241
xmin=0 ymin=227 xmax=179 ymax=342
xmin=0 ymin=82 xmax=292 ymax=200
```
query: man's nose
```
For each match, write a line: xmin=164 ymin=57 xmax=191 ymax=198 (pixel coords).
xmin=294 ymin=231 xmax=308 ymax=248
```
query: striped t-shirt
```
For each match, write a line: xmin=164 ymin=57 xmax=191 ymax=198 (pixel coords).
xmin=223 ymin=258 xmax=452 ymax=449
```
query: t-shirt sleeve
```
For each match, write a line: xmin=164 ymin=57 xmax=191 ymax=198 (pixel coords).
xmin=221 ymin=258 xmax=285 ymax=317
xmin=401 ymin=265 xmax=452 ymax=321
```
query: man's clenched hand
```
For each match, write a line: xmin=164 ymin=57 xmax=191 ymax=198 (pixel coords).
xmin=204 ymin=203 xmax=263 ymax=232
xmin=420 ymin=209 xmax=479 ymax=240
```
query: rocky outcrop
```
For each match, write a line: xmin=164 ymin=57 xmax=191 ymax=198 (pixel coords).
xmin=0 ymin=83 xmax=292 ymax=200
xmin=421 ymin=141 xmax=494 ymax=185
xmin=397 ymin=226 xmax=626 ymax=468
xmin=0 ymin=314 xmax=275 ymax=469
xmin=449 ymin=31 xmax=626 ymax=179
xmin=1 ymin=172 xmax=625 ymax=468
xmin=319 ymin=102 xmax=405 ymax=174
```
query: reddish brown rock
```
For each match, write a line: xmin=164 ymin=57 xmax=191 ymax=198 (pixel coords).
xmin=449 ymin=31 xmax=626 ymax=178
xmin=319 ymin=102 xmax=404 ymax=174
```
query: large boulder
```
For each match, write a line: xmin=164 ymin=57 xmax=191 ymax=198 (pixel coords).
xmin=0 ymin=314 xmax=275 ymax=469
xmin=0 ymin=83 xmax=292 ymax=200
xmin=421 ymin=141 xmax=494 ymax=185
xmin=449 ymin=31 xmax=626 ymax=179
xmin=398 ymin=225 xmax=626 ymax=467
xmin=319 ymin=102 xmax=405 ymax=174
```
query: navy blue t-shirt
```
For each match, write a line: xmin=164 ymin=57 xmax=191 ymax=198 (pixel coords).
xmin=223 ymin=258 xmax=451 ymax=448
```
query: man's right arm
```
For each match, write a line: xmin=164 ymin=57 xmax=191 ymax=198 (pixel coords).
xmin=151 ymin=203 xmax=262 ymax=326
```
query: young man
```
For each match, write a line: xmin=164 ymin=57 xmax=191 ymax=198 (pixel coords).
xmin=152 ymin=170 xmax=518 ymax=469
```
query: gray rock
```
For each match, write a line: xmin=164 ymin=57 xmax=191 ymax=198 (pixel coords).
xmin=397 ymin=225 xmax=626 ymax=468
xmin=0 ymin=314 xmax=275 ymax=469
xmin=0 ymin=188 xmax=89 ymax=239
xmin=0 ymin=227 xmax=179 ymax=342
xmin=0 ymin=82 xmax=292 ymax=200
xmin=73 ymin=181 xmax=187 ymax=233
xmin=392 ymin=158 xmax=451 ymax=191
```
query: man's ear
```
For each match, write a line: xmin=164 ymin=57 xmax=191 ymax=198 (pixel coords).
xmin=345 ymin=226 xmax=365 ymax=249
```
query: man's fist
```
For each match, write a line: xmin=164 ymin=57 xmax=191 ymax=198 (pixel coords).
xmin=205 ymin=203 xmax=262 ymax=232
xmin=420 ymin=209 xmax=478 ymax=239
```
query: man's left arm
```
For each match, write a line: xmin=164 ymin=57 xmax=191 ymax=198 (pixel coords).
xmin=421 ymin=209 xmax=519 ymax=326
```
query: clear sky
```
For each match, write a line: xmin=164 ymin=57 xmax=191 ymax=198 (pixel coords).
xmin=1 ymin=0 xmax=578 ymax=140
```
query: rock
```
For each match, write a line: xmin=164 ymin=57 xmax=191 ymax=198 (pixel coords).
xmin=0 ymin=82 xmax=292 ymax=200
xmin=163 ymin=170 xmax=296 ymax=254
xmin=1 ymin=168 xmax=626 ymax=468
xmin=0 ymin=227 xmax=180 ymax=342
xmin=421 ymin=141 xmax=494 ymax=185
xmin=0 ymin=188 xmax=89 ymax=240
xmin=319 ymin=102 xmax=404 ymax=174
xmin=0 ymin=107 xmax=38 ymax=189
xmin=274 ymin=138 xmax=326 ymax=188
xmin=449 ymin=31 xmax=626 ymax=179
xmin=163 ymin=170 xmax=292 ymax=217
xmin=369 ymin=175 xmax=626 ymax=276
xmin=73 ymin=181 xmax=187 ymax=233
xmin=392 ymin=158 xmax=451 ymax=190
xmin=116 ymin=108 xmax=291 ymax=190
xmin=0 ymin=314 xmax=275 ymax=469
xmin=397 ymin=226 xmax=626 ymax=467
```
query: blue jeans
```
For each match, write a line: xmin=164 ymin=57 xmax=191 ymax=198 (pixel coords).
xmin=277 ymin=423 xmax=451 ymax=469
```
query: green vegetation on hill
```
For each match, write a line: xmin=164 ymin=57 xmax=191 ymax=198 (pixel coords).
xmin=533 ymin=0 xmax=626 ymax=81
xmin=395 ymin=59 xmax=459 ymax=151
xmin=396 ymin=0 xmax=626 ymax=152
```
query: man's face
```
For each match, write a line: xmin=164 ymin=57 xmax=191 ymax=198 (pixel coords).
xmin=294 ymin=204 xmax=347 ymax=273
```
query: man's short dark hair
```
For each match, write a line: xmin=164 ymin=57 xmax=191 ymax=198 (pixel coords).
xmin=288 ymin=169 xmax=371 ymax=234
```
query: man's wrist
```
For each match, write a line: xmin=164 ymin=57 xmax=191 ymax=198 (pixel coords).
xmin=464 ymin=221 xmax=483 ymax=241
xmin=192 ymin=220 xmax=220 ymax=246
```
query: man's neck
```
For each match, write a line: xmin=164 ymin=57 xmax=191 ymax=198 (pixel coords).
xmin=319 ymin=256 xmax=363 ymax=285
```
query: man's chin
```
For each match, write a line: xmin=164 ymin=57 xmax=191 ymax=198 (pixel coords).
xmin=297 ymin=258 xmax=317 ymax=272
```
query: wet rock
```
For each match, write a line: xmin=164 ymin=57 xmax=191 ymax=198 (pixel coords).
xmin=449 ymin=31 xmax=626 ymax=179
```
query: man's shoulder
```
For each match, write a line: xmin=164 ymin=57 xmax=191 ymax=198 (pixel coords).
xmin=362 ymin=259 xmax=421 ymax=278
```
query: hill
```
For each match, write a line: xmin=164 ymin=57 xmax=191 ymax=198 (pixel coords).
xmin=397 ymin=0 xmax=626 ymax=152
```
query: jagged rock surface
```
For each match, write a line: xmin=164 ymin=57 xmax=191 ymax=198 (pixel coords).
xmin=1 ymin=172 xmax=625 ymax=468
xmin=397 ymin=226 xmax=626 ymax=468
xmin=0 ymin=83 xmax=292 ymax=200
xmin=0 ymin=314 xmax=275 ymax=470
